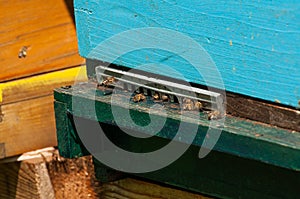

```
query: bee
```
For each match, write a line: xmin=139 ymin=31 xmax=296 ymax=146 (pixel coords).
xmin=182 ymin=98 xmax=194 ymax=111
xmin=208 ymin=110 xmax=222 ymax=120
xmin=161 ymin=94 xmax=169 ymax=102
xmin=100 ymin=76 xmax=116 ymax=87
xmin=132 ymin=93 xmax=146 ymax=102
xmin=194 ymin=101 xmax=203 ymax=110
xmin=18 ymin=46 xmax=28 ymax=58
xmin=152 ymin=92 xmax=160 ymax=100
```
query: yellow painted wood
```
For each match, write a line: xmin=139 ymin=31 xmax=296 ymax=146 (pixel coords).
xmin=0 ymin=65 xmax=87 ymax=104
xmin=0 ymin=66 xmax=87 ymax=158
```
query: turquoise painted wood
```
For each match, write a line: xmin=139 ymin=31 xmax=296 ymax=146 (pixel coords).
xmin=74 ymin=0 xmax=300 ymax=108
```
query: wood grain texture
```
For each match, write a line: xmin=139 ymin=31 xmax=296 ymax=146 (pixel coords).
xmin=226 ymin=92 xmax=300 ymax=132
xmin=0 ymin=66 xmax=87 ymax=158
xmin=74 ymin=0 xmax=300 ymax=108
xmin=0 ymin=96 xmax=57 ymax=158
xmin=47 ymin=153 xmax=213 ymax=199
xmin=47 ymin=155 xmax=102 ymax=199
xmin=0 ymin=0 xmax=84 ymax=82
xmin=101 ymin=178 xmax=212 ymax=199
xmin=0 ymin=152 xmax=212 ymax=199
xmin=0 ymin=65 xmax=87 ymax=105
xmin=0 ymin=160 xmax=55 ymax=199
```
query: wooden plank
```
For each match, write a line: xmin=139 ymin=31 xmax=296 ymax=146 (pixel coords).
xmin=0 ymin=66 xmax=87 ymax=158
xmin=0 ymin=96 xmax=57 ymax=158
xmin=74 ymin=0 xmax=300 ymax=108
xmin=101 ymin=178 xmax=212 ymax=199
xmin=226 ymin=92 xmax=300 ymax=132
xmin=0 ymin=0 xmax=84 ymax=82
xmin=0 ymin=65 xmax=87 ymax=105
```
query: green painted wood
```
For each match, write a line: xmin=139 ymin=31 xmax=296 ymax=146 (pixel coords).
xmin=54 ymin=83 xmax=300 ymax=170
xmin=54 ymin=83 xmax=300 ymax=198
xmin=93 ymin=147 xmax=300 ymax=199
xmin=74 ymin=0 xmax=300 ymax=108
xmin=54 ymin=101 xmax=89 ymax=158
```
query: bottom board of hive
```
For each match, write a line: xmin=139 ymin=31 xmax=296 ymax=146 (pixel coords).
xmin=54 ymin=81 xmax=300 ymax=199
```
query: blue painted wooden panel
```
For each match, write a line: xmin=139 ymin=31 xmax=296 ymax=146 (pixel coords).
xmin=74 ymin=0 xmax=300 ymax=107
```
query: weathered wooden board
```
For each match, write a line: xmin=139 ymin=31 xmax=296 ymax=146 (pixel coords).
xmin=0 ymin=66 xmax=87 ymax=105
xmin=101 ymin=178 xmax=212 ymax=199
xmin=74 ymin=0 xmax=300 ymax=108
xmin=0 ymin=96 xmax=57 ymax=159
xmin=0 ymin=0 xmax=84 ymax=82
xmin=0 ymin=151 xmax=55 ymax=199
xmin=0 ymin=66 xmax=87 ymax=158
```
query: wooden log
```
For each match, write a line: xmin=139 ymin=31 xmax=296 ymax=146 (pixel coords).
xmin=74 ymin=0 xmax=300 ymax=108
xmin=0 ymin=0 xmax=84 ymax=82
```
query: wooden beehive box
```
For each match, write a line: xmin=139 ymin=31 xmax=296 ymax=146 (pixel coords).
xmin=73 ymin=0 xmax=300 ymax=109
xmin=54 ymin=0 xmax=300 ymax=198
xmin=0 ymin=0 xmax=86 ymax=159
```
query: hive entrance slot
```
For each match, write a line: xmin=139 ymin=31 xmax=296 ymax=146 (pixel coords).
xmin=95 ymin=65 xmax=224 ymax=115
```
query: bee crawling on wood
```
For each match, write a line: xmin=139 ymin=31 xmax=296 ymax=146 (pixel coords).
xmin=18 ymin=46 xmax=28 ymax=58
xmin=99 ymin=76 xmax=116 ymax=87
xmin=132 ymin=93 xmax=146 ymax=102
xmin=208 ymin=110 xmax=223 ymax=120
